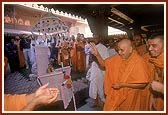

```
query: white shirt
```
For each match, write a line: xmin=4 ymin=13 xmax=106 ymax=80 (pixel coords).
xmin=84 ymin=43 xmax=91 ymax=55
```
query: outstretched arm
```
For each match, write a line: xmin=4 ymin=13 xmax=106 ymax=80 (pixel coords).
xmin=22 ymin=83 xmax=59 ymax=111
xmin=112 ymin=82 xmax=148 ymax=90
xmin=90 ymin=43 xmax=105 ymax=70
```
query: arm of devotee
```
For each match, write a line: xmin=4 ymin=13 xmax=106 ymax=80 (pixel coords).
xmin=112 ymin=82 xmax=148 ymax=90
xmin=22 ymin=83 xmax=59 ymax=111
xmin=21 ymin=93 xmax=36 ymax=111
xmin=150 ymin=81 xmax=164 ymax=94
xmin=25 ymin=83 xmax=50 ymax=104
xmin=4 ymin=83 xmax=59 ymax=111
xmin=90 ymin=43 xmax=105 ymax=70
xmin=22 ymin=89 xmax=59 ymax=111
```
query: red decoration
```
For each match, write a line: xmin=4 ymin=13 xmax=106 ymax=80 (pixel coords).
xmin=64 ymin=74 xmax=70 ymax=79
xmin=67 ymin=83 xmax=72 ymax=88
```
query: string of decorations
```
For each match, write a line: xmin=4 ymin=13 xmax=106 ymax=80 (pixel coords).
xmin=20 ymin=3 xmax=86 ymax=22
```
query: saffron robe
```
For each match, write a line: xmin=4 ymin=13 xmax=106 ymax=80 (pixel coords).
xmin=71 ymin=41 xmax=77 ymax=71
xmin=104 ymin=50 xmax=149 ymax=111
xmin=4 ymin=94 xmax=27 ymax=111
xmin=76 ymin=41 xmax=86 ymax=72
xmin=14 ymin=40 xmax=25 ymax=68
xmin=144 ymin=52 xmax=164 ymax=110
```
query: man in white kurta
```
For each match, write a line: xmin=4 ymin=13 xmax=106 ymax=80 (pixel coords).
xmin=30 ymin=39 xmax=36 ymax=65
xmin=89 ymin=34 xmax=109 ymax=107
xmin=84 ymin=40 xmax=91 ymax=70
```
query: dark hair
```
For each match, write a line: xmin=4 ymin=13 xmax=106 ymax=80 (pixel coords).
xmin=134 ymin=34 xmax=142 ymax=38
xmin=148 ymin=33 xmax=164 ymax=42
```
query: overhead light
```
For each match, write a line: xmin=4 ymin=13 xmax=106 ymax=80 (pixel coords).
xmin=111 ymin=7 xmax=134 ymax=23
xmin=141 ymin=26 xmax=148 ymax=32
xmin=108 ymin=17 xmax=125 ymax=26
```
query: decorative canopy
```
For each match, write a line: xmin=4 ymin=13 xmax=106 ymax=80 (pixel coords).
xmin=32 ymin=12 xmax=69 ymax=36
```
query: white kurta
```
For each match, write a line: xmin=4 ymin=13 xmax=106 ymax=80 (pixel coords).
xmin=108 ymin=47 xmax=117 ymax=57
xmin=84 ymin=43 xmax=91 ymax=69
xmin=30 ymin=40 xmax=36 ymax=65
xmin=89 ymin=43 xmax=109 ymax=102
xmin=95 ymin=43 xmax=109 ymax=60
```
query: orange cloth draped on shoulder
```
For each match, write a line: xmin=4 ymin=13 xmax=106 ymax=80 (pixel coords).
xmin=144 ymin=52 xmax=164 ymax=110
xmin=149 ymin=52 xmax=164 ymax=69
xmin=62 ymin=49 xmax=69 ymax=66
xmin=14 ymin=40 xmax=25 ymax=68
xmin=104 ymin=50 xmax=149 ymax=111
xmin=4 ymin=94 xmax=27 ymax=111
xmin=76 ymin=41 xmax=86 ymax=72
xmin=57 ymin=41 xmax=69 ymax=66
xmin=135 ymin=44 xmax=147 ymax=56
xmin=143 ymin=53 xmax=155 ymax=81
xmin=71 ymin=41 xmax=77 ymax=71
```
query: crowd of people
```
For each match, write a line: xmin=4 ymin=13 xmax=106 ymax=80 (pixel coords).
xmin=4 ymin=33 xmax=89 ymax=75
xmin=4 ymin=32 xmax=164 ymax=111
xmin=89 ymin=33 xmax=164 ymax=111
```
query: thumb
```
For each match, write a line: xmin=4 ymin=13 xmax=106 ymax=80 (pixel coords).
xmin=40 ymin=82 xmax=49 ymax=89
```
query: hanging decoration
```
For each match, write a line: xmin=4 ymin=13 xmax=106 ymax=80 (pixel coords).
xmin=32 ymin=11 xmax=69 ymax=37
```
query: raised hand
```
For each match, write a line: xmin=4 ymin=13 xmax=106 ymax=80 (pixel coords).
xmin=90 ymin=42 xmax=99 ymax=56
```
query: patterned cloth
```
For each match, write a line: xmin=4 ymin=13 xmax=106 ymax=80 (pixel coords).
xmin=38 ymin=66 xmax=74 ymax=109
xmin=35 ymin=45 xmax=74 ymax=109
xmin=35 ymin=45 xmax=49 ymax=76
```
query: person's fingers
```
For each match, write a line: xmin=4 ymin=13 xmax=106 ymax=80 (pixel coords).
xmin=49 ymin=88 xmax=60 ymax=95
xmin=51 ymin=89 xmax=60 ymax=95
xmin=49 ymin=88 xmax=59 ymax=92
xmin=40 ymin=94 xmax=57 ymax=104
xmin=49 ymin=93 xmax=59 ymax=103
xmin=50 ymin=92 xmax=59 ymax=98
xmin=112 ymin=84 xmax=120 ymax=90
xmin=40 ymin=82 xmax=49 ymax=89
xmin=90 ymin=42 xmax=94 ymax=45
xmin=39 ymin=92 xmax=59 ymax=104
xmin=90 ymin=42 xmax=95 ymax=48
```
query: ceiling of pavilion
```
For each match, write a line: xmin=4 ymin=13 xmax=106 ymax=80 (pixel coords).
xmin=41 ymin=4 xmax=164 ymax=36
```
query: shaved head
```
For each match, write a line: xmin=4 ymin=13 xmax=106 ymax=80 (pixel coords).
xmin=118 ymin=39 xmax=132 ymax=47
xmin=117 ymin=39 xmax=133 ymax=59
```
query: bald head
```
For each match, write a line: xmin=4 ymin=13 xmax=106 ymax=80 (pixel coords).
xmin=118 ymin=39 xmax=132 ymax=47
xmin=117 ymin=39 xmax=133 ymax=59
